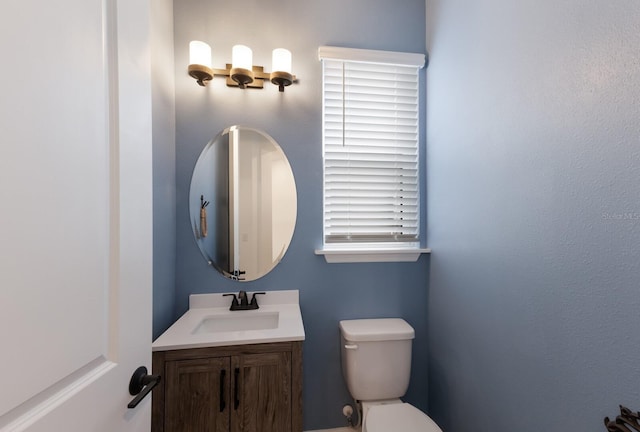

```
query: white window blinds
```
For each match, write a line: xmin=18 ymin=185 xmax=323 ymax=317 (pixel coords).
xmin=319 ymin=47 xmax=425 ymax=246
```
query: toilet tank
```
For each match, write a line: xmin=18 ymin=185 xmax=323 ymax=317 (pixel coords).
xmin=339 ymin=318 xmax=415 ymax=401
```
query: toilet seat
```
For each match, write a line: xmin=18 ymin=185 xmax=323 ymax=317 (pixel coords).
xmin=365 ymin=403 xmax=442 ymax=432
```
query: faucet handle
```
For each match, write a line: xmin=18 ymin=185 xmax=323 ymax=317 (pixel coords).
xmin=223 ymin=293 xmax=239 ymax=308
xmin=250 ymin=292 xmax=266 ymax=307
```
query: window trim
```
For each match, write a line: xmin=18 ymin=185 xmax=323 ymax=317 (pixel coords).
xmin=314 ymin=247 xmax=431 ymax=263
xmin=317 ymin=46 xmax=429 ymax=263
xmin=318 ymin=46 xmax=425 ymax=68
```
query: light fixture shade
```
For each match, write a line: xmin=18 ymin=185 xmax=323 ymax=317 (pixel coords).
xmin=188 ymin=41 xmax=214 ymax=86
xmin=272 ymin=48 xmax=292 ymax=74
xmin=189 ymin=41 xmax=212 ymax=67
xmin=270 ymin=48 xmax=293 ymax=92
xmin=232 ymin=45 xmax=253 ymax=70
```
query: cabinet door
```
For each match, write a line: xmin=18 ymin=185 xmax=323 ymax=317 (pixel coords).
xmin=166 ymin=357 xmax=231 ymax=432
xmin=232 ymin=352 xmax=292 ymax=432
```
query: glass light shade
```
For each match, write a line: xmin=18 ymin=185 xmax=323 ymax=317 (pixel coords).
xmin=189 ymin=41 xmax=212 ymax=67
xmin=272 ymin=48 xmax=292 ymax=74
xmin=232 ymin=45 xmax=253 ymax=70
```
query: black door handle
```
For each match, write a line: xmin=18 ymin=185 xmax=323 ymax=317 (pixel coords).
xmin=127 ymin=366 xmax=161 ymax=409
xmin=234 ymin=367 xmax=240 ymax=410
xmin=219 ymin=369 xmax=226 ymax=412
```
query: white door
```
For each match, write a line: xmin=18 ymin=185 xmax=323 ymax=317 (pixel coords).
xmin=0 ymin=0 xmax=153 ymax=431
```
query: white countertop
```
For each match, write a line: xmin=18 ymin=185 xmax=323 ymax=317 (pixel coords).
xmin=152 ymin=290 xmax=305 ymax=352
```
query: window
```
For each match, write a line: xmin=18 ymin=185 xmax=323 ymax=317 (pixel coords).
xmin=316 ymin=46 xmax=429 ymax=263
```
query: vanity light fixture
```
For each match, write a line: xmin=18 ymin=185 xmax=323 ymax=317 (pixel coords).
xmin=188 ymin=41 xmax=297 ymax=92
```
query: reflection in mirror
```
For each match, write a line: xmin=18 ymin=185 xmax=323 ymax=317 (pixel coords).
xmin=190 ymin=126 xmax=297 ymax=281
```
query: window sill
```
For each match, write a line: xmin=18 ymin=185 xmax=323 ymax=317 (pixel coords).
xmin=314 ymin=247 xmax=431 ymax=263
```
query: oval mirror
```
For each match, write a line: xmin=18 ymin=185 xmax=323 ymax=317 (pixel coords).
xmin=190 ymin=126 xmax=297 ymax=281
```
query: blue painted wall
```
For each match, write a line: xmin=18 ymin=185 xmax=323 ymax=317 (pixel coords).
xmin=151 ymin=0 xmax=177 ymax=340
xmin=171 ymin=0 xmax=429 ymax=429
xmin=426 ymin=0 xmax=640 ymax=430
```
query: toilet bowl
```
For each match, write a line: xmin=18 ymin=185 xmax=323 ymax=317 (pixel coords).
xmin=339 ymin=319 xmax=442 ymax=432
xmin=363 ymin=401 xmax=441 ymax=432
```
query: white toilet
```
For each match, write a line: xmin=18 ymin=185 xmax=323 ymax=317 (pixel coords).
xmin=339 ymin=318 xmax=442 ymax=432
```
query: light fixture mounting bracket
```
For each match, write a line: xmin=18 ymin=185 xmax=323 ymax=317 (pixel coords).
xmin=226 ymin=64 xmax=264 ymax=89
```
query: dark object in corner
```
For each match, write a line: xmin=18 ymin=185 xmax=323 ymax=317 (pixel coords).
xmin=223 ymin=291 xmax=266 ymax=311
xmin=604 ymin=406 xmax=640 ymax=432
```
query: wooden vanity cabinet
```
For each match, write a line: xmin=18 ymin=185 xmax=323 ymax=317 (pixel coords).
xmin=152 ymin=341 xmax=303 ymax=432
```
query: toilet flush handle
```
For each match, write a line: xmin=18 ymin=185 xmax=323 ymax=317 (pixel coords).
xmin=344 ymin=344 xmax=358 ymax=350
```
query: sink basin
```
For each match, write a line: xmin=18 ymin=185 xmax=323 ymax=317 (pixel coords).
xmin=192 ymin=311 xmax=279 ymax=334
xmin=152 ymin=291 xmax=304 ymax=351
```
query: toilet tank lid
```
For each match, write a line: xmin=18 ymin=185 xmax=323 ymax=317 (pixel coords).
xmin=339 ymin=318 xmax=415 ymax=342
